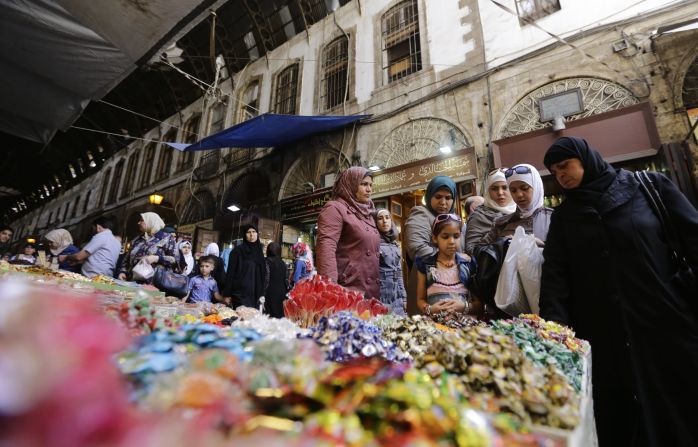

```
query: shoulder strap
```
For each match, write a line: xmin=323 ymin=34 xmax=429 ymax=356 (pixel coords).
xmin=634 ymin=170 xmax=683 ymax=263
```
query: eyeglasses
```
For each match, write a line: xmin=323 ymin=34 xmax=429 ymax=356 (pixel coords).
xmin=488 ymin=168 xmax=507 ymax=176
xmin=432 ymin=213 xmax=462 ymax=231
xmin=504 ymin=166 xmax=532 ymax=178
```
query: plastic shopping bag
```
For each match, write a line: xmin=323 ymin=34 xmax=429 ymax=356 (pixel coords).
xmin=517 ymin=228 xmax=544 ymax=314
xmin=132 ymin=258 xmax=154 ymax=282
xmin=494 ymin=226 xmax=530 ymax=316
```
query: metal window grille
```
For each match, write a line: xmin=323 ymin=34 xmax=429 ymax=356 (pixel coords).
xmin=381 ymin=0 xmax=421 ymax=83
xmin=82 ymin=191 xmax=91 ymax=214
xmin=139 ymin=144 xmax=156 ymax=188
xmin=195 ymin=150 xmax=220 ymax=179
xmin=515 ymin=0 xmax=560 ymax=23
xmin=240 ymin=81 xmax=260 ymax=122
xmin=156 ymin=146 xmax=172 ymax=181
xmin=274 ymin=64 xmax=299 ymax=114
xmin=321 ymin=36 xmax=349 ymax=111
xmin=209 ymin=102 xmax=227 ymax=134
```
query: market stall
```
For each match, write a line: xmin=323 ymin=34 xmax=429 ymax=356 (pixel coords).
xmin=0 ymin=268 xmax=596 ymax=447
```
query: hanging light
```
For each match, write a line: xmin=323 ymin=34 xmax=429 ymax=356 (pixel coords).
xmin=149 ymin=194 xmax=164 ymax=205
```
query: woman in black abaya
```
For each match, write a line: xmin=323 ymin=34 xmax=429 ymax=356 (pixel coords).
xmin=223 ymin=224 xmax=265 ymax=309
xmin=540 ymin=136 xmax=698 ymax=447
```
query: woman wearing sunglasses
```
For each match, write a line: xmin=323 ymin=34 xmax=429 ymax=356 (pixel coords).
xmin=540 ymin=136 xmax=698 ymax=447
xmin=465 ymin=168 xmax=517 ymax=255
xmin=404 ymin=176 xmax=467 ymax=315
xmin=316 ymin=166 xmax=381 ymax=300
xmin=481 ymin=164 xmax=552 ymax=247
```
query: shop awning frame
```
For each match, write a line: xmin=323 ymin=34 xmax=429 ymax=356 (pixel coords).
xmin=167 ymin=113 xmax=369 ymax=151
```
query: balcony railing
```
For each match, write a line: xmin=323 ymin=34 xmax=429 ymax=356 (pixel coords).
xmin=224 ymin=149 xmax=253 ymax=171
xmin=193 ymin=151 xmax=221 ymax=181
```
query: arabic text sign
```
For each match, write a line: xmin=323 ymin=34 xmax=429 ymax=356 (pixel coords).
xmin=372 ymin=151 xmax=476 ymax=195
xmin=280 ymin=188 xmax=333 ymax=220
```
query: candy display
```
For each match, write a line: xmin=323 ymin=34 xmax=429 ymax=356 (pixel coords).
xmin=301 ymin=312 xmax=411 ymax=363
xmin=1 ymin=274 xmax=595 ymax=446
xmin=283 ymin=275 xmax=388 ymax=327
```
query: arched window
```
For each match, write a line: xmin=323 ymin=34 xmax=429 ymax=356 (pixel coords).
xmin=177 ymin=115 xmax=200 ymax=171
xmin=99 ymin=167 xmax=112 ymax=207
xmin=138 ymin=144 xmax=156 ymax=189
xmin=208 ymin=102 xmax=227 ymax=134
xmin=121 ymin=152 xmax=138 ymax=198
xmin=108 ymin=159 xmax=124 ymax=202
xmin=321 ymin=36 xmax=349 ymax=111
xmin=156 ymin=131 xmax=175 ymax=181
xmin=273 ymin=64 xmax=299 ymax=114
xmin=381 ymin=0 xmax=421 ymax=83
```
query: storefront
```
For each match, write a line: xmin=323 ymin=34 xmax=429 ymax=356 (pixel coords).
xmin=279 ymin=188 xmax=332 ymax=263
xmin=492 ymin=101 xmax=697 ymax=206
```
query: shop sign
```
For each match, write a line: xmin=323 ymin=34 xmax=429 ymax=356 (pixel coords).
xmin=280 ymin=188 xmax=332 ymax=220
xmin=372 ymin=150 xmax=477 ymax=195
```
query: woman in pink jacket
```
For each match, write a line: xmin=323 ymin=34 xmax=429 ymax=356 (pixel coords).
xmin=316 ymin=166 xmax=380 ymax=299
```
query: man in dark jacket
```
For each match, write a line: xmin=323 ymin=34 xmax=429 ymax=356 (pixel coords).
xmin=0 ymin=224 xmax=13 ymax=257
xmin=540 ymin=136 xmax=698 ymax=447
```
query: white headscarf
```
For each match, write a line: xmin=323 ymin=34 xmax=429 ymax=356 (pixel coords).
xmin=45 ymin=229 xmax=74 ymax=256
xmin=179 ymin=240 xmax=194 ymax=275
xmin=140 ymin=212 xmax=165 ymax=236
xmin=506 ymin=164 xmax=544 ymax=219
xmin=204 ymin=242 xmax=220 ymax=257
xmin=484 ymin=170 xmax=517 ymax=215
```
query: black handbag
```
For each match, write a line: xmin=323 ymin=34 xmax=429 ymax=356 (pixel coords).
xmin=471 ymin=238 xmax=510 ymax=308
xmin=635 ymin=170 xmax=696 ymax=296
xmin=153 ymin=266 xmax=189 ymax=297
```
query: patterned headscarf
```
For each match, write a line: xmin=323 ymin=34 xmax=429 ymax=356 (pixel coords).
xmin=506 ymin=164 xmax=544 ymax=219
xmin=484 ymin=169 xmax=517 ymax=214
xmin=140 ymin=212 xmax=165 ymax=236
xmin=292 ymin=242 xmax=308 ymax=258
xmin=45 ymin=229 xmax=73 ymax=256
xmin=332 ymin=166 xmax=375 ymax=218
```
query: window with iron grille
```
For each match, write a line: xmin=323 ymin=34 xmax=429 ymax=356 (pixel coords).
xmin=321 ymin=36 xmax=349 ymax=111
xmin=121 ymin=153 xmax=138 ymax=198
xmin=139 ymin=144 xmax=156 ymax=189
xmin=239 ymin=81 xmax=260 ymax=122
xmin=71 ymin=196 xmax=79 ymax=218
xmin=156 ymin=133 xmax=174 ymax=181
xmin=82 ymin=191 xmax=91 ymax=214
xmin=382 ymin=0 xmax=422 ymax=83
xmin=178 ymin=116 xmax=199 ymax=171
xmin=197 ymin=151 xmax=220 ymax=179
xmin=274 ymin=64 xmax=299 ymax=115
xmin=108 ymin=159 xmax=124 ymax=203
xmin=209 ymin=102 xmax=227 ymax=134
xmin=99 ymin=167 xmax=112 ymax=206
xmin=515 ymin=0 xmax=560 ymax=24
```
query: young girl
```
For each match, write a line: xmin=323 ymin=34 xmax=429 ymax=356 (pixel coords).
xmin=415 ymin=213 xmax=479 ymax=316
xmin=374 ymin=209 xmax=407 ymax=316
xmin=291 ymin=241 xmax=313 ymax=285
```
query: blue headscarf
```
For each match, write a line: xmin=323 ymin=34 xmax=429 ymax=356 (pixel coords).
xmin=425 ymin=176 xmax=457 ymax=215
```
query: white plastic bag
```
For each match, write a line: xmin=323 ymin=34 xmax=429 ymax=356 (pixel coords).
xmin=132 ymin=258 xmax=154 ymax=282
xmin=517 ymin=229 xmax=544 ymax=314
xmin=494 ymin=226 xmax=530 ymax=316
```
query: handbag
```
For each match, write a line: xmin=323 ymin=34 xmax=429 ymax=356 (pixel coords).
xmin=153 ymin=266 xmax=189 ymax=297
xmin=635 ymin=170 xmax=696 ymax=296
xmin=471 ymin=237 xmax=510 ymax=308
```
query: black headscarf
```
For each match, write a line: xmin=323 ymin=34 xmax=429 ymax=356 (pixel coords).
xmin=266 ymin=242 xmax=281 ymax=258
xmin=544 ymin=136 xmax=617 ymax=207
xmin=239 ymin=224 xmax=265 ymax=267
xmin=425 ymin=176 xmax=457 ymax=215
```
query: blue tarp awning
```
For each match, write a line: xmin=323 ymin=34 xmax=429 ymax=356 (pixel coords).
xmin=167 ymin=113 xmax=369 ymax=151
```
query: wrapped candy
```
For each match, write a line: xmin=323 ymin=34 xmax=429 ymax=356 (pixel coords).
xmin=301 ymin=312 xmax=410 ymax=363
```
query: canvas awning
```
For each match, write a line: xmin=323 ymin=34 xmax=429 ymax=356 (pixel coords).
xmin=167 ymin=113 xmax=369 ymax=151
xmin=0 ymin=0 xmax=217 ymax=144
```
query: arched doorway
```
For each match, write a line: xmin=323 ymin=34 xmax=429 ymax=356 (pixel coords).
xmin=179 ymin=189 xmax=216 ymax=225
xmin=368 ymin=117 xmax=471 ymax=169
xmin=497 ymin=77 xmax=639 ymax=139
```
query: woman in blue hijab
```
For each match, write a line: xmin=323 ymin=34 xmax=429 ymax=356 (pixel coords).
xmin=404 ymin=175 xmax=466 ymax=314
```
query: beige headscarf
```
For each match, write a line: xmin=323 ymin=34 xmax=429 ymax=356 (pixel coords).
xmin=45 ymin=229 xmax=74 ymax=256
xmin=140 ymin=212 xmax=165 ymax=236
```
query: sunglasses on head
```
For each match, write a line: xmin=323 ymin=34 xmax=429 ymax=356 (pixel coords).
xmin=488 ymin=167 xmax=507 ymax=176
xmin=432 ymin=213 xmax=462 ymax=230
xmin=504 ymin=166 xmax=532 ymax=178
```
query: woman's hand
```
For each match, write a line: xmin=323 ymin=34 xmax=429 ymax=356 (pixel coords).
xmin=534 ymin=237 xmax=545 ymax=248
xmin=118 ymin=273 xmax=127 ymax=280
xmin=145 ymin=255 xmax=159 ymax=264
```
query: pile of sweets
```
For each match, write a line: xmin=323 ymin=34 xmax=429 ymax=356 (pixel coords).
xmin=426 ymin=325 xmax=580 ymax=429
xmin=491 ymin=314 xmax=588 ymax=391
xmin=283 ymin=275 xmax=388 ymax=327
